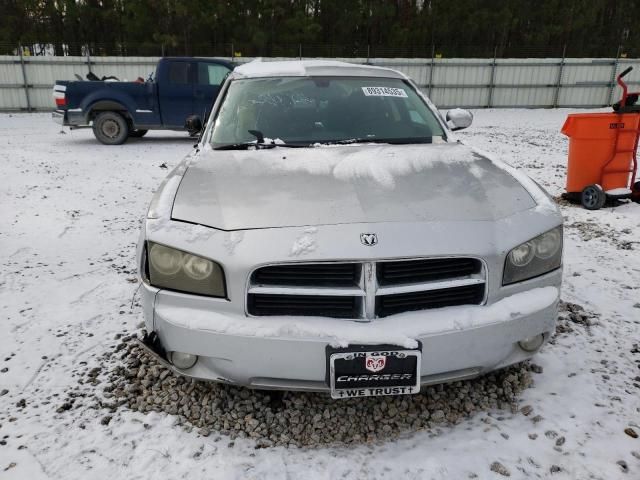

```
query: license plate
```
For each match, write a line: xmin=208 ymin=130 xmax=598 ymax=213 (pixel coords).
xmin=326 ymin=343 xmax=421 ymax=399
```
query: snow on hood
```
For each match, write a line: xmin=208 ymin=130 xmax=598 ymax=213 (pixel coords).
xmin=171 ymin=143 xmax=546 ymax=231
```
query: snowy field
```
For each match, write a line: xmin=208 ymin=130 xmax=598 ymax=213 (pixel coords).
xmin=1 ymin=110 xmax=639 ymax=479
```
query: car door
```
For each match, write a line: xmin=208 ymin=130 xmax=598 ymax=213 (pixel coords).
xmin=158 ymin=60 xmax=195 ymax=128
xmin=194 ymin=61 xmax=232 ymax=121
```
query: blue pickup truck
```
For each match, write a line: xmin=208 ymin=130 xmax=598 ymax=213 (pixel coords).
xmin=52 ymin=57 xmax=234 ymax=145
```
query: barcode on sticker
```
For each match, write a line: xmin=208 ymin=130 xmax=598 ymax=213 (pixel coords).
xmin=362 ymin=86 xmax=408 ymax=98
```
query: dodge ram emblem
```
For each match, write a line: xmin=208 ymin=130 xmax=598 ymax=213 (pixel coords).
xmin=365 ymin=354 xmax=386 ymax=372
xmin=360 ymin=233 xmax=378 ymax=246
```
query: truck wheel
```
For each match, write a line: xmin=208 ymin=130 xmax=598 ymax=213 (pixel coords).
xmin=581 ymin=184 xmax=606 ymax=210
xmin=129 ymin=129 xmax=148 ymax=138
xmin=93 ymin=111 xmax=129 ymax=145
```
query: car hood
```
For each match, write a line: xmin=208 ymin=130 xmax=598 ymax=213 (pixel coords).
xmin=171 ymin=143 xmax=537 ymax=231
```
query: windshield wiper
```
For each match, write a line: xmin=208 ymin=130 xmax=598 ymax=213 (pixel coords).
xmin=320 ymin=137 xmax=432 ymax=146
xmin=248 ymin=129 xmax=265 ymax=143
xmin=213 ymin=141 xmax=308 ymax=150
xmin=213 ymin=129 xmax=309 ymax=150
xmin=213 ymin=134 xmax=433 ymax=150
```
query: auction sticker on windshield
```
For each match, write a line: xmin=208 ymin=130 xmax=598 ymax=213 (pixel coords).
xmin=361 ymin=86 xmax=408 ymax=98
xmin=327 ymin=344 xmax=421 ymax=399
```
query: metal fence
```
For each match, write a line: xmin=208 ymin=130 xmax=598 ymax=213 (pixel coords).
xmin=1 ymin=52 xmax=640 ymax=111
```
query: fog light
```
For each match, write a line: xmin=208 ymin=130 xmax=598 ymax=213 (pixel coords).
xmin=518 ymin=334 xmax=545 ymax=352
xmin=169 ymin=351 xmax=198 ymax=369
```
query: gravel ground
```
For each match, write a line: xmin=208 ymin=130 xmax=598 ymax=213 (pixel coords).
xmin=52 ymin=299 xmax=597 ymax=449
xmin=83 ymin=336 xmax=535 ymax=448
xmin=65 ymin=298 xmax=598 ymax=450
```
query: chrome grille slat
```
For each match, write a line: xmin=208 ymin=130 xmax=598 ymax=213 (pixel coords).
xmin=247 ymin=258 xmax=486 ymax=319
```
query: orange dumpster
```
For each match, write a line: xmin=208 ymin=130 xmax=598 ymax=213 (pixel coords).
xmin=561 ymin=112 xmax=639 ymax=193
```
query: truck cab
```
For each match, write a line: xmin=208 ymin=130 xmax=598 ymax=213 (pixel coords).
xmin=52 ymin=57 xmax=234 ymax=145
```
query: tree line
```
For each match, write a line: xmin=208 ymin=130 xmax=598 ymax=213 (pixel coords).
xmin=0 ymin=0 xmax=637 ymax=58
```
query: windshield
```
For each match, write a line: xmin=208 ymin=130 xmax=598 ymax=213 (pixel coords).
xmin=209 ymin=76 xmax=445 ymax=147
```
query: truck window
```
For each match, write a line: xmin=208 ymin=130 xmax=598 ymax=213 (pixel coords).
xmin=198 ymin=63 xmax=230 ymax=86
xmin=168 ymin=62 xmax=190 ymax=84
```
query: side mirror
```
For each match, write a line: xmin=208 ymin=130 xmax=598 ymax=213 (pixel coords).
xmin=185 ymin=115 xmax=203 ymax=135
xmin=446 ymin=108 xmax=473 ymax=131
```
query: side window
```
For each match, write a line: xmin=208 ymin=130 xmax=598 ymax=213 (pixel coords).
xmin=168 ymin=62 xmax=190 ymax=84
xmin=198 ymin=63 xmax=230 ymax=86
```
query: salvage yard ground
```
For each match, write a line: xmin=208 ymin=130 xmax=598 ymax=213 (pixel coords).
xmin=0 ymin=110 xmax=639 ymax=479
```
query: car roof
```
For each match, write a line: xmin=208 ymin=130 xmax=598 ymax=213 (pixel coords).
xmin=231 ymin=60 xmax=406 ymax=80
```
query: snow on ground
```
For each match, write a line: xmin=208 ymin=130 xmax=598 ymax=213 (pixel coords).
xmin=1 ymin=110 xmax=639 ymax=479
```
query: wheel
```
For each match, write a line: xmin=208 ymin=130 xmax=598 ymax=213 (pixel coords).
xmin=128 ymin=129 xmax=148 ymax=138
xmin=92 ymin=111 xmax=129 ymax=145
xmin=581 ymin=184 xmax=606 ymax=210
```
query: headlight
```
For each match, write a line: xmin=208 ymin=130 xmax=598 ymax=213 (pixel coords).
xmin=146 ymin=242 xmax=226 ymax=297
xmin=183 ymin=254 xmax=214 ymax=280
xmin=503 ymin=226 xmax=562 ymax=285
xmin=149 ymin=244 xmax=183 ymax=275
xmin=535 ymin=229 xmax=562 ymax=259
xmin=508 ymin=242 xmax=535 ymax=267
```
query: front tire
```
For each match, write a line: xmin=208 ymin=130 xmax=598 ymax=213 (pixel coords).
xmin=581 ymin=184 xmax=606 ymax=210
xmin=129 ymin=129 xmax=148 ymax=138
xmin=92 ymin=111 xmax=129 ymax=145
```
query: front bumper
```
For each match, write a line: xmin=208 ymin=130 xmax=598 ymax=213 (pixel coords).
xmin=141 ymin=274 xmax=560 ymax=392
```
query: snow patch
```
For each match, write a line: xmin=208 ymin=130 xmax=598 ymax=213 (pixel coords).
xmin=289 ymin=229 xmax=317 ymax=256
xmin=223 ymin=231 xmax=245 ymax=254
xmin=234 ymin=60 xmax=307 ymax=77
xmin=234 ymin=59 xmax=375 ymax=78
xmin=467 ymin=161 xmax=487 ymax=180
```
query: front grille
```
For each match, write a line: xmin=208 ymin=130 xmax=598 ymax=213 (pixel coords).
xmin=248 ymin=293 xmax=359 ymax=318
xmin=376 ymin=284 xmax=485 ymax=318
xmin=252 ymin=263 xmax=359 ymax=287
xmin=248 ymin=258 xmax=485 ymax=319
xmin=378 ymin=258 xmax=481 ymax=285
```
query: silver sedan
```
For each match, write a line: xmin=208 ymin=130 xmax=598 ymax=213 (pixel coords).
xmin=137 ymin=60 xmax=562 ymax=399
